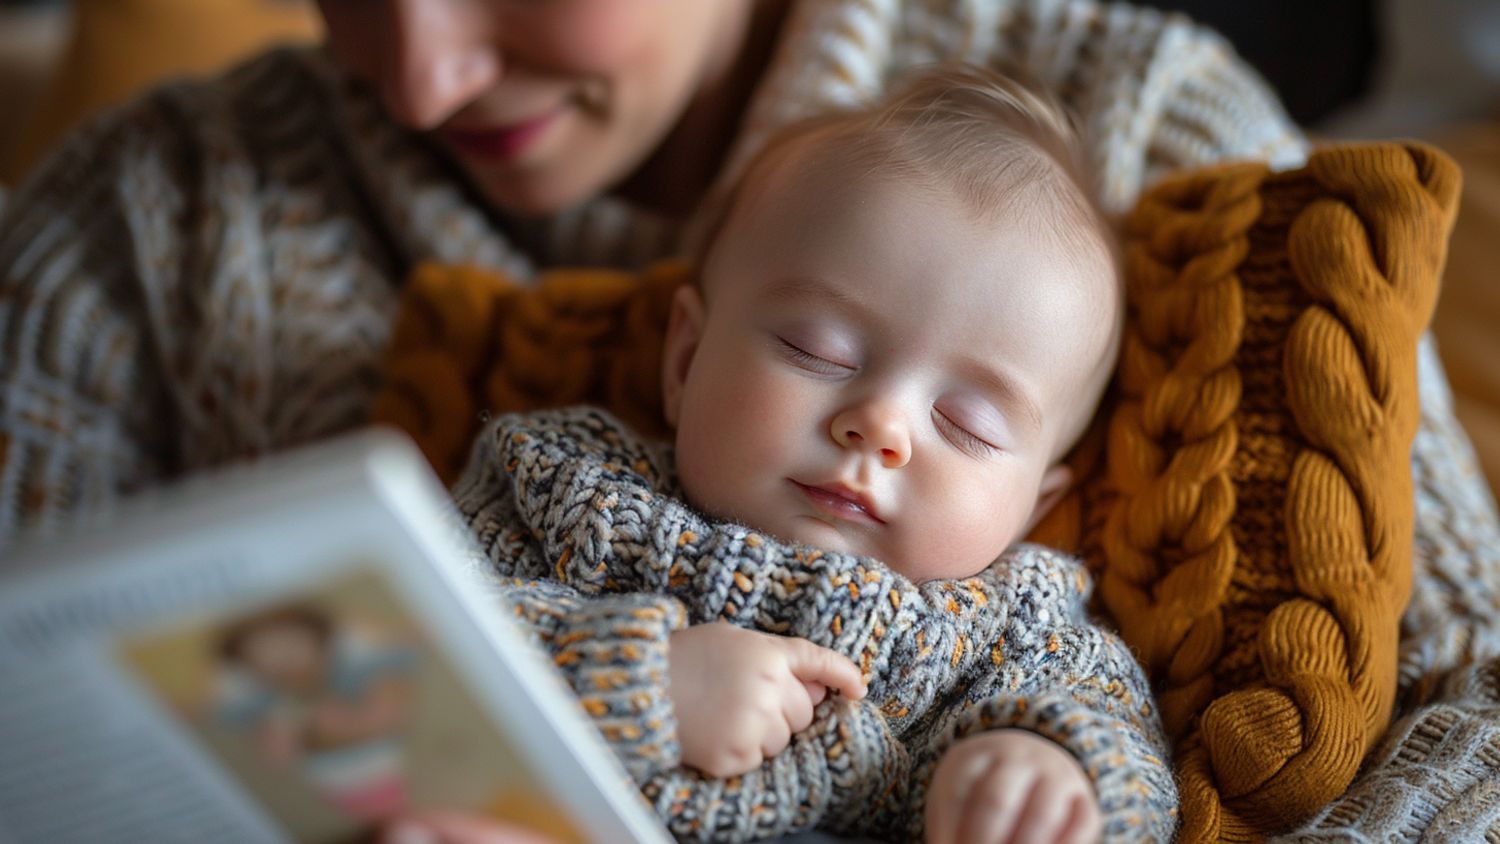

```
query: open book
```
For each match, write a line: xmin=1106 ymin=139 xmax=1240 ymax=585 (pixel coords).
xmin=0 ymin=429 xmax=672 ymax=844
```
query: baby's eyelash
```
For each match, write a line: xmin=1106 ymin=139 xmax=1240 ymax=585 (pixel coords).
xmin=778 ymin=338 xmax=854 ymax=375
xmin=935 ymin=411 xmax=999 ymax=457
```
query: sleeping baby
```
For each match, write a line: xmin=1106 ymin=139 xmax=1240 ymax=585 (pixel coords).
xmin=428 ymin=63 xmax=1176 ymax=843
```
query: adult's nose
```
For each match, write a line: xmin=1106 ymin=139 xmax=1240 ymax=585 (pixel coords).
xmin=382 ymin=0 xmax=501 ymax=130
xmin=831 ymin=401 xmax=912 ymax=468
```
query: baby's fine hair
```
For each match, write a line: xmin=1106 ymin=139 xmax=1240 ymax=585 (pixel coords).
xmin=691 ymin=61 xmax=1118 ymax=276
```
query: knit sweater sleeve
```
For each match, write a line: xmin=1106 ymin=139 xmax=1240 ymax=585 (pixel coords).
xmin=891 ymin=546 xmax=1178 ymax=842
xmin=0 ymin=49 xmax=538 ymax=554
xmin=0 ymin=50 xmax=432 ymax=553
xmin=448 ymin=428 xmax=691 ymax=784
xmin=640 ymin=695 xmax=912 ymax=842
xmin=0 ymin=97 xmax=185 ymax=549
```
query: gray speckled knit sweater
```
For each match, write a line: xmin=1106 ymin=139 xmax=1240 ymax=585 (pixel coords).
xmin=450 ymin=407 xmax=1177 ymax=842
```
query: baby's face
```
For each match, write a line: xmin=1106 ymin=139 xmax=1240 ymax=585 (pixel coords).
xmin=663 ymin=152 xmax=1117 ymax=581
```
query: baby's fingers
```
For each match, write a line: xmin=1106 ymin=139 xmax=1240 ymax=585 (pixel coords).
xmin=1010 ymin=786 xmax=1072 ymax=844
xmin=1056 ymin=793 xmax=1102 ymax=844
xmin=923 ymin=772 xmax=964 ymax=844
xmin=957 ymin=764 xmax=1034 ymax=844
xmin=781 ymin=676 xmax=817 ymax=735
xmin=760 ymin=705 xmax=794 ymax=760
xmin=781 ymin=637 xmax=866 ymax=700
xmin=926 ymin=745 xmax=991 ymax=844
xmin=801 ymin=680 xmax=828 ymax=707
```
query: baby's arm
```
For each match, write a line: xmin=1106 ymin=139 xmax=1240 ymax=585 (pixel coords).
xmin=491 ymin=577 xmax=689 ymax=783
xmin=449 ymin=428 xmax=691 ymax=783
xmin=465 ymin=554 xmax=901 ymax=842
xmin=898 ymin=547 xmax=1178 ymax=843
xmin=642 ymin=693 xmax=909 ymax=842
xmin=479 ymin=571 xmax=897 ymax=842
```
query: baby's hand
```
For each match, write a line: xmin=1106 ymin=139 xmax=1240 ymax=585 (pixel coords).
xmin=667 ymin=622 xmax=866 ymax=778
xmin=925 ymin=730 xmax=1101 ymax=844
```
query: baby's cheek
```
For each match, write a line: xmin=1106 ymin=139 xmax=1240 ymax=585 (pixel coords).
xmin=900 ymin=478 xmax=1030 ymax=579
xmin=677 ymin=366 xmax=798 ymax=510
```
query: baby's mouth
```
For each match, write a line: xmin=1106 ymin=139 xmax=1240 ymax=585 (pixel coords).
xmin=790 ymin=480 xmax=886 ymax=526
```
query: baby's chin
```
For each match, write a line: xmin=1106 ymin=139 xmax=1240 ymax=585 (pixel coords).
xmin=761 ymin=515 xmax=890 ymax=565
xmin=773 ymin=517 xmax=994 ymax=583
xmin=773 ymin=515 xmax=866 ymax=555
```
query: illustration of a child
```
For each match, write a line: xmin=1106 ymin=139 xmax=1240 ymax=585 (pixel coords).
xmin=447 ymin=63 xmax=1175 ymax=843
xmin=212 ymin=604 xmax=420 ymax=822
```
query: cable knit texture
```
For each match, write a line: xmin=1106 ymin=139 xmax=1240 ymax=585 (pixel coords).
xmin=1085 ymin=142 xmax=1459 ymax=840
xmin=373 ymin=261 xmax=687 ymax=484
xmin=450 ymin=406 xmax=1177 ymax=842
xmin=5 ymin=0 xmax=1500 ymax=839
xmin=1272 ymin=657 xmax=1500 ymax=842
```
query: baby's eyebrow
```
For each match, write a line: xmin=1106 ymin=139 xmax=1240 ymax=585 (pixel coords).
xmin=956 ymin=356 xmax=1043 ymax=435
xmin=762 ymin=275 xmax=873 ymax=320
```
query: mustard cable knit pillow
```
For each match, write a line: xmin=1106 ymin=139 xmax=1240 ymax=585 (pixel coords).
xmin=372 ymin=261 xmax=687 ymax=483
xmin=1094 ymin=142 xmax=1459 ymax=841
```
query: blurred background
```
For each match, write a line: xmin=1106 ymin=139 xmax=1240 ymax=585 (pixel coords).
xmin=0 ymin=0 xmax=1496 ymax=496
xmin=0 ymin=0 xmax=322 ymax=183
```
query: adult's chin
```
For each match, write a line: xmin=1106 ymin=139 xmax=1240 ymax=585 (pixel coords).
xmin=467 ymin=168 xmax=598 ymax=218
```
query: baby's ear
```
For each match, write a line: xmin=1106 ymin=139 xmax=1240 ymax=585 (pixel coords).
xmin=660 ymin=284 xmax=707 ymax=429
xmin=1024 ymin=464 xmax=1074 ymax=535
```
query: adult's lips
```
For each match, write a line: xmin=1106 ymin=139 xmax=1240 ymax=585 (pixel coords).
xmin=443 ymin=109 xmax=561 ymax=160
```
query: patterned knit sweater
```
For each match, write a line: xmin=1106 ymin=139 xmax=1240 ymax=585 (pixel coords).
xmin=2 ymin=0 xmax=1499 ymax=838
xmin=452 ymin=407 xmax=1177 ymax=842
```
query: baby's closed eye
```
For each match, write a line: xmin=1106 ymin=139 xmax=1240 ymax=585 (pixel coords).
xmin=775 ymin=336 xmax=857 ymax=376
xmin=933 ymin=409 xmax=999 ymax=456
xmin=932 ymin=396 xmax=1007 ymax=457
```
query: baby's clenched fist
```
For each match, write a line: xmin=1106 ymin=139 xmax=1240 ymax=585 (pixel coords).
xmin=667 ymin=623 xmax=866 ymax=778
xmin=925 ymin=729 xmax=1101 ymax=844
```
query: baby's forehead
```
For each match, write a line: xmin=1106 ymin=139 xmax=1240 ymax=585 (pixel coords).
xmin=770 ymin=131 xmax=1112 ymax=247
xmin=767 ymin=144 xmax=1117 ymax=295
xmin=739 ymin=188 xmax=1118 ymax=352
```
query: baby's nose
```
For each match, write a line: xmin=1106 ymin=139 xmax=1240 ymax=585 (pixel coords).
xmin=831 ymin=406 xmax=911 ymax=468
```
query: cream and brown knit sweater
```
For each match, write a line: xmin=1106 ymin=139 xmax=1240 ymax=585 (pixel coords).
xmin=2 ymin=0 xmax=1498 ymax=838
